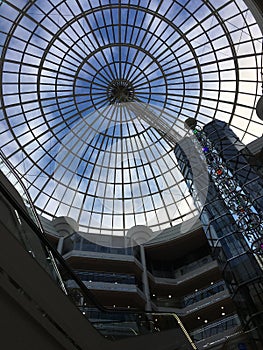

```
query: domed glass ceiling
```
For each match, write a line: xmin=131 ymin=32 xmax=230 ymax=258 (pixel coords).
xmin=0 ymin=0 xmax=262 ymax=236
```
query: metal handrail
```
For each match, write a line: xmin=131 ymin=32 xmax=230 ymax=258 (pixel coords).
xmin=183 ymin=280 xmax=226 ymax=302
xmin=0 ymin=154 xmax=196 ymax=347
xmin=0 ymin=150 xmax=45 ymax=233
xmin=191 ymin=314 xmax=240 ymax=339
xmin=0 ymin=152 xmax=68 ymax=293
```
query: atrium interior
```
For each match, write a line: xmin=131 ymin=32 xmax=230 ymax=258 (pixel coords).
xmin=0 ymin=0 xmax=263 ymax=349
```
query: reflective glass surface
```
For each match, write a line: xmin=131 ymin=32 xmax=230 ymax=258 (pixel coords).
xmin=0 ymin=0 xmax=262 ymax=235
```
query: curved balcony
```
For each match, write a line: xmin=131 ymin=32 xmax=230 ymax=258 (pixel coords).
xmin=0 ymin=153 xmax=197 ymax=348
xmin=148 ymin=259 xmax=219 ymax=289
xmin=153 ymin=281 xmax=230 ymax=316
xmin=191 ymin=314 xmax=241 ymax=348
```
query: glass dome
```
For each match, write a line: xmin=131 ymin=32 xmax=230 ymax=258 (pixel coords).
xmin=0 ymin=0 xmax=262 ymax=235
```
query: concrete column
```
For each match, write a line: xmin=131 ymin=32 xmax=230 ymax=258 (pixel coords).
xmin=57 ymin=237 xmax=64 ymax=255
xmin=126 ymin=225 xmax=154 ymax=311
xmin=140 ymin=245 xmax=152 ymax=312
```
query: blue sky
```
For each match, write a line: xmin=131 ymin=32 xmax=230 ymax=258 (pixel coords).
xmin=0 ymin=0 xmax=262 ymax=236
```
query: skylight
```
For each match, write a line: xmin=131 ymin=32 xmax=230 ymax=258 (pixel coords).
xmin=0 ymin=0 xmax=262 ymax=236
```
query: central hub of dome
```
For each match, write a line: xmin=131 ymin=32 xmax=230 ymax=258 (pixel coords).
xmin=107 ymin=79 xmax=135 ymax=104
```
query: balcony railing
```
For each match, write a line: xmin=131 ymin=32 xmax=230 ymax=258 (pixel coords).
xmin=62 ymin=233 xmax=141 ymax=261
xmin=75 ymin=270 xmax=136 ymax=284
xmin=0 ymin=153 xmax=196 ymax=347
xmin=191 ymin=314 xmax=240 ymax=342
xmin=74 ymin=270 xmax=143 ymax=291
xmin=183 ymin=281 xmax=227 ymax=307
xmin=175 ymin=256 xmax=214 ymax=277
xmin=151 ymin=255 xmax=214 ymax=279
xmin=153 ymin=281 xmax=228 ymax=310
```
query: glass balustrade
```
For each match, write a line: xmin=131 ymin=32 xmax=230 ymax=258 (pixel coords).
xmin=183 ymin=281 xmax=227 ymax=307
xmin=152 ymin=255 xmax=214 ymax=279
xmin=154 ymin=281 xmax=227 ymax=309
xmin=191 ymin=314 xmax=240 ymax=342
xmin=62 ymin=233 xmax=141 ymax=261
xmin=0 ymin=153 xmax=196 ymax=347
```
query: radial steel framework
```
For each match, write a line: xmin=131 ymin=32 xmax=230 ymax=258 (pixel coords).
xmin=0 ymin=0 xmax=262 ymax=235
